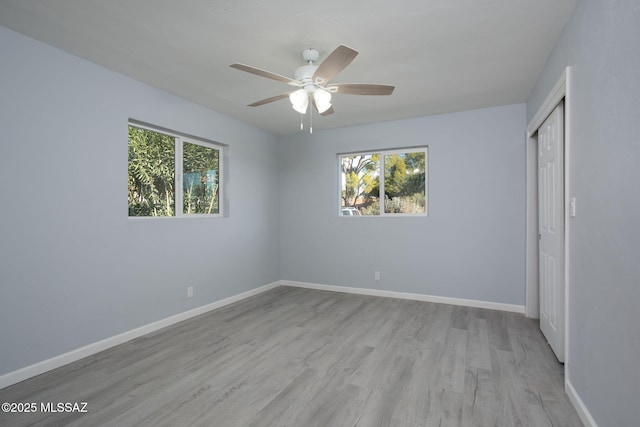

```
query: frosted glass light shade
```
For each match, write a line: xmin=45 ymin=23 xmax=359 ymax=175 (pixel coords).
xmin=313 ymin=88 xmax=332 ymax=113
xmin=289 ymin=89 xmax=308 ymax=114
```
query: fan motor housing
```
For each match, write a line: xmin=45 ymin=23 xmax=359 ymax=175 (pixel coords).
xmin=294 ymin=64 xmax=318 ymax=84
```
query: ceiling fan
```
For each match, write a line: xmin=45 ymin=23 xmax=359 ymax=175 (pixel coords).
xmin=230 ymin=45 xmax=394 ymax=120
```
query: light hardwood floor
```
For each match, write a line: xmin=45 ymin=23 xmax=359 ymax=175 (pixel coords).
xmin=0 ymin=286 xmax=583 ymax=426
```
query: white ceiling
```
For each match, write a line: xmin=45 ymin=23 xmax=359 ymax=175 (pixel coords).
xmin=0 ymin=0 xmax=578 ymax=135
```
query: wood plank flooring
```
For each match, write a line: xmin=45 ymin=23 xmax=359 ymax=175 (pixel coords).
xmin=0 ymin=286 xmax=583 ymax=426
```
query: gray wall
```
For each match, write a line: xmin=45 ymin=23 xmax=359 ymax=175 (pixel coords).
xmin=527 ymin=0 xmax=640 ymax=425
xmin=280 ymin=104 xmax=526 ymax=305
xmin=0 ymin=26 xmax=281 ymax=375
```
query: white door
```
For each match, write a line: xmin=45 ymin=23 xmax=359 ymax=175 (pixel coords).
xmin=538 ymin=102 xmax=565 ymax=362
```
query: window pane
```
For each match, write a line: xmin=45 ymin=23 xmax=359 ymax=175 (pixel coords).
xmin=128 ymin=126 xmax=175 ymax=217
xmin=340 ymin=154 xmax=380 ymax=216
xmin=383 ymin=152 xmax=426 ymax=214
xmin=183 ymin=142 xmax=219 ymax=215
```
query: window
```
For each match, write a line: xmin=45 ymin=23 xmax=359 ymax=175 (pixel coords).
xmin=128 ymin=123 xmax=223 ymax=217
xmin=339 ymin=147 xmax=427 ymax=216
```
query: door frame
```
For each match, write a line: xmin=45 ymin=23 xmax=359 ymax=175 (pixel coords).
xmin=525 ymin=67 xmax=572 ymax=372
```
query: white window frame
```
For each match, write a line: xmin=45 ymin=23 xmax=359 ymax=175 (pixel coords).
xmin=128 ymin=121 xmax=224 ymax=218
xmin=338 ymin=146 xmax=428 ymax=217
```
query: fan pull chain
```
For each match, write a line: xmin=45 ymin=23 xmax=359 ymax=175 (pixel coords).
xmin=300 ymin=113 xmax=303 ymax=131
xmin=310 ymin=103 xmax=313 ymax=134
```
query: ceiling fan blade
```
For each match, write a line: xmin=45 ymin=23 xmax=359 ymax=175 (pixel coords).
xmin=328 ymin=84 xmax=395 ymax=96
xmin=320 ymin=106 xmax=335 ymax=116
xmin=247 ymin=93 xmax=291 ymax=107
xmin=312 ymin=45 xmax=358 ymax=85
xmin=230 ymin=63 xmax=299 ymax=86
xmin=311 ymin=98 xmax=335 ymax=116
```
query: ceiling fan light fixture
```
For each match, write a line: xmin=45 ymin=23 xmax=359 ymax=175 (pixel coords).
xmin=313 ymin=88 xmax=332 ymax=114
xmin=231 ymin=45 xmax=394 ymax=128
xmin=289 ymin=89 xmax=308 ymax=114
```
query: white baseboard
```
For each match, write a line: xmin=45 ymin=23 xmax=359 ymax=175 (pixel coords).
xmin=0 ymin=281 xmax=281 ymax=390
xmin=566 ymin=379 xmax=598 ymax=427
xmin=282 ymin=280 xmax=525 ymax=314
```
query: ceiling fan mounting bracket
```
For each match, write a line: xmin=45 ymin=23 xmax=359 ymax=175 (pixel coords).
xmin=302 ymin=48 xmax=319 ymax=63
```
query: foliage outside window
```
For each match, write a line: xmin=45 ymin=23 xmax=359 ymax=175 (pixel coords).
xmin=128 ymin=124 xmax=222 ymax=217
xmin=340 ymin=148 xmax=427 ymax=216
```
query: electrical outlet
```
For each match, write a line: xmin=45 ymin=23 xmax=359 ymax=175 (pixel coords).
xmin=187 ymin=286 xmax=193 ymax=298
xmin=570 ymin=197 xmax=576 ymax=217
xmin=374 ymin=271 xmax=380 ymax=281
